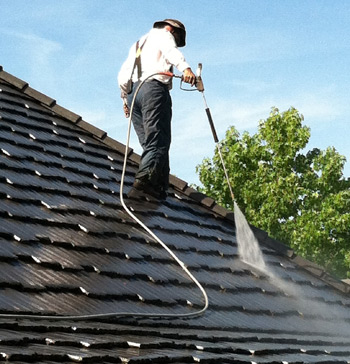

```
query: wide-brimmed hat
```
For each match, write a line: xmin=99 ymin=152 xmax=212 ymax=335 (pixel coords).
xmin=153 ymin=19 xmax=186 ymax=47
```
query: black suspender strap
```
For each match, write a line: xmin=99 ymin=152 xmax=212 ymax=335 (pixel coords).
xmin=128 ymin=40 xmax=139 ymax=83
xmin=135 ymin=41 xmax=142 ymax=79
xmin=125 ymin=38 xmax=147 ymax=94
xmin=131 ymin=38 xmax=147 ymax=81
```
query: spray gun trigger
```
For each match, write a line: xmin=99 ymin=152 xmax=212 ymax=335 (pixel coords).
xmin=179 ymin=62 xmax=204 ymax=91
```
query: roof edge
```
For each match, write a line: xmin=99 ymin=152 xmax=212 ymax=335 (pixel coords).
xmin=292 ymin=255 xmax=350 ymax=293
xmin=0 ymin=67 xmax=28 ymax=90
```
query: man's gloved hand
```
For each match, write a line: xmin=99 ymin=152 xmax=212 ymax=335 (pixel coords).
xmin=123 ymin=99 xmax=130 ymax=118
xmin=183 ymin=68 xmax=196 ymax=86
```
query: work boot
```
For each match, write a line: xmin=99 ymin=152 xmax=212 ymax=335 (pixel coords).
xmin=128 ymin=179 xmax=167 ymax=200
xmin=127 ymin=178 xmax=147 ymax=199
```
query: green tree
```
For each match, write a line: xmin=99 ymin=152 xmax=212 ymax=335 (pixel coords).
xmin=196 ymin=107 xmax=350 ymax=278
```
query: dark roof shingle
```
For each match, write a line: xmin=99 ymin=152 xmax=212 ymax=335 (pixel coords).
xmin=0 ymin=66 xmax=349 ymax=363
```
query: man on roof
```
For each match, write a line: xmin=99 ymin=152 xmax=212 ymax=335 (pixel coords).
xmin=118 ymin=19 xmax=196 ymax=200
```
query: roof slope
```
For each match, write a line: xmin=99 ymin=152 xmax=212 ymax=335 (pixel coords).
xmin=0 ymin=66 xmax=349 ymax=363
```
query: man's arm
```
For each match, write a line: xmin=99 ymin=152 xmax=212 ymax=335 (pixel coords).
xmin=160 ymin=31 xmax=196 ymax=85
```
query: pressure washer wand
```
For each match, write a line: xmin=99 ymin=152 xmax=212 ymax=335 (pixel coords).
xmin=196 ymin=64 xmax=235 ymax=202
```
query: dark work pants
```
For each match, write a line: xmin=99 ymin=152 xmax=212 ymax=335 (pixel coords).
xmin=127 ymin=79 xmax=172 ymax=191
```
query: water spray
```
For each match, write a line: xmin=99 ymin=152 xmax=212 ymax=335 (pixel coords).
xmin=192 ymin=65 xmax=269 ymax=273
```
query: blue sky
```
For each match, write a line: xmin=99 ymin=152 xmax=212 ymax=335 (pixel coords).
xmin=1 ymin=0 xmax=350 ymax=185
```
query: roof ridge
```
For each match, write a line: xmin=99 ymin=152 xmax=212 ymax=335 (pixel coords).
xmin=1 ymin=65 xmax=349 ymax=294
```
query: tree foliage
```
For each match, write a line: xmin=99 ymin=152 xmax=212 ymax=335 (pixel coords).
xmin=196 ymin=107 xmax=350 ymax=278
